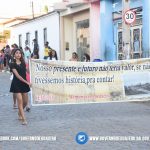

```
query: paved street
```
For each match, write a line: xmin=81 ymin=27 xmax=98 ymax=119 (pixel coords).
xmin=0 ymin=72 xmax=150 ymax=150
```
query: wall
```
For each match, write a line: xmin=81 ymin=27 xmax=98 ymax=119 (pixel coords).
xmin=63 ymin=16 xmax=73 ymax=60
xmin=90 ymin=1 xmax=100 ymax=61
xmin=112 ymin=0 xmax=149 ymax=59
xmin=100 ymin=0 xmax=115 ymax=61
xmin=143 ymin=0 xmax=150 ymax=57
xmin=100 ymin=0 xmax=142 ymax=61
xmin=73 ymin=10 xmax=90 ymax=55
xmin=62 ymin=9 xmax=89 ymax=61
xmin=10 ymin=12 xmax=60 ymax=59
xmin=113 ymin=0 xmax=142 ymax=12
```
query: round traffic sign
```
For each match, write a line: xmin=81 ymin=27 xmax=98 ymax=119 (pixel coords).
xmin=124 ymin=10 xmax=136 ymax=25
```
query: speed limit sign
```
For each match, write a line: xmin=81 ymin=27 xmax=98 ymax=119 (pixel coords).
xmin=124 ymin=10 xmax=136 ymax=25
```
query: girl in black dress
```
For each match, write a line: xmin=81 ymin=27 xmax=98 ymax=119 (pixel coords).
xmin=10 ymin=49 xmax=31 ymax=125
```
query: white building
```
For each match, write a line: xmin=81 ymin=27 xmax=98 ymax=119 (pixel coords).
xmin=10 ymin=12 xmax=60 ymax=59
xmin=9 ymin=0 xmax=100 ymax=61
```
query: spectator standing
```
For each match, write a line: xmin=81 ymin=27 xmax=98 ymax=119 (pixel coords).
xmin=49 ymin=49 xmax=58 ymax=60
xmin=0 ymin=50 xmax=4 ymax=71
xmin=32 ymin=39 xmax=39 ymax=59
xmin=69 ymin=52 xmax=78 ymax=61
xmin=82 ymin=53 xmax=90 ymax=62
xmin=4 ymin=45 xmax=11 ymax=70
xmin=43 ymin=41 xmax=52 ymax=60
xmin=24 ymin=46 xmax=31 ymax=64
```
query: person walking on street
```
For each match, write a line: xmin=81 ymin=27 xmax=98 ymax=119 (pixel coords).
xmin=10 ymin=49 xmax=31 ymax=125
xmin=10 ymin=43 xmax=19 ymax=109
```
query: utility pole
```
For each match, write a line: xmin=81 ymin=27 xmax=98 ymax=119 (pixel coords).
xmin=31 ymin=1 xmax=35 ymax=19
xmin=122 ymin=0 xmax=130 ymax=59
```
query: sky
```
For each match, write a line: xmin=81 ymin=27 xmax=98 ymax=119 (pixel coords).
xmin=123 ymin=72 xmax=150 ymax=86
xmin=0 ymin=0 xmax=62 ymax=20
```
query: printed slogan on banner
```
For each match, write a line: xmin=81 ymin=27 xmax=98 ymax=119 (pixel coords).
xmin=30 ymin=59 xmax=150 ymax=105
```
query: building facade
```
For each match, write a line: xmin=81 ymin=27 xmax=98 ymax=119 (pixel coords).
xmin=9 ymin=0 xmax=100 ymax=61
xmin=100 ymin=0 xmax=150 ymax=61
xmin=9 ymin=0 xmax=149 ymax=62
xmin=55 ymin=0 xmax=100 ymax=61
xmin=10 ymin=12 xmax=60 ymax=59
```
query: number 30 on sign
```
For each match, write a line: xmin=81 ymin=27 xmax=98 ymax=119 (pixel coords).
xmin=124 ymin=10 xmax=136 ymax=25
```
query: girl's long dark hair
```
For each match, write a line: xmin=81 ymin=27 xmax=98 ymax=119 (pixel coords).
xmin=12 ymin=48 xmax=25 ymax=65
xmin=49 ymin=50 xmax=58 ymax=60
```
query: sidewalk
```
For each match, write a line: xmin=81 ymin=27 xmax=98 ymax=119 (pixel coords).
xmin=0 ymin=72 xmax=150 ymax=150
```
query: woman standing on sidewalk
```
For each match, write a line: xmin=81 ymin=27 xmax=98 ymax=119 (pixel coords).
xmin=10 ymin=49 xmax=31 ymax=125
xmin=0 ymin=50 xmax=4 ymax=71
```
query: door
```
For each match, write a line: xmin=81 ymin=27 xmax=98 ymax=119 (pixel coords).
xmin=117 ymin=25 xmax=142 ymax=60
xmin=76 ymin=19 xmax=90 ymax=61
xmin=117 ymin=30 xmax=123 ymax=60
xmin=130 ymin=26 xmax=142 ymax=59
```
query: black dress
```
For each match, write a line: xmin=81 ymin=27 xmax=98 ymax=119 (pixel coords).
xmin=10 ymin=62 xmax=30 ymax=93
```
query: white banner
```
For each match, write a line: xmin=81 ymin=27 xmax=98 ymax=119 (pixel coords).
xmin=30 ymin=58 xmax=150 ymax=105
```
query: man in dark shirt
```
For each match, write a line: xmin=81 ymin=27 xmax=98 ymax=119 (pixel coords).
xmin=32 ymin=39 xmax=39 ymax=59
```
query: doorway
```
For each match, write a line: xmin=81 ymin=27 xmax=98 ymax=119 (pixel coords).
xmin=76 ymin=19 xmax=90 ymax=61
xmin=117 ymin=25 xmax=142 ymax=60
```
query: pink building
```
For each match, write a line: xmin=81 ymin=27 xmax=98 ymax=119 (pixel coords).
xmin=54 ymin=0 xmax=100 ymax=61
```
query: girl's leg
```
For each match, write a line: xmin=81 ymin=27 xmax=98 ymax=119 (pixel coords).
xmin=22 ymin=93 xmax=28 ymax=109
xmin=5 ymin=58 xmax=8 ymax=69
xmin=13 ymin=93 xmax=17 ymax=108
xmin=16 ymin=93 xmax=27 ymax=124
xmin=2 ymin=62 xmax=4 ymax=70
xmin=0 ymin=63 xmax=2 ymax=71
xmin=25 ymin=93 xmax=30 ymax=112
